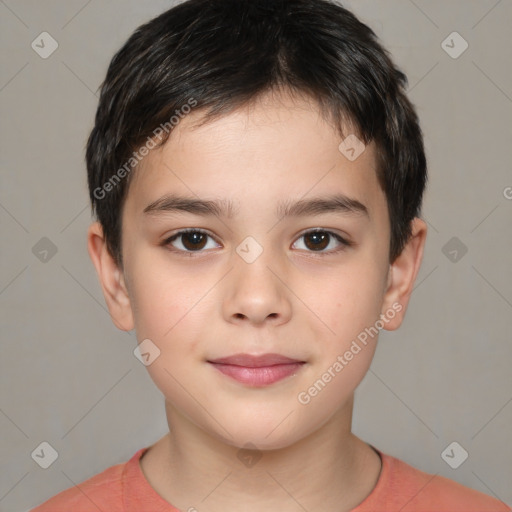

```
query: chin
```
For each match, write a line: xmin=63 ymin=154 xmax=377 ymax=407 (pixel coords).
xmin=211 ymin=414 xmax=312 ymax=453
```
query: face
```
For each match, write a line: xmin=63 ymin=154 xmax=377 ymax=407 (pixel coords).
xmin=93 ymin=91 xmax=421 ymax=450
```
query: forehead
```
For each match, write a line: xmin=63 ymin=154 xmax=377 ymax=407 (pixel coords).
xmin=125 ymin=91 xmax=385 ymax=220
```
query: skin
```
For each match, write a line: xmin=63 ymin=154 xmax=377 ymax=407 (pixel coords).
xmin=88 ymin=90 xmax=427 ymax=511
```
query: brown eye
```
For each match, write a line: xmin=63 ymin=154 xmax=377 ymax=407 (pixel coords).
xmin=292 ymin=230 xmax=350 ymax=254
xmin=181 ymin=232 xmax=207 ymax=250
xmin=166 ymin=230 xmax=219 ymax=253
xmin=304 ymin=231 xmax=330 ymax=251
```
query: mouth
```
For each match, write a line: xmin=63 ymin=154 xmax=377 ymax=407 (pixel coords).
xmin=207 ymin=353 xmax=306 ymax=387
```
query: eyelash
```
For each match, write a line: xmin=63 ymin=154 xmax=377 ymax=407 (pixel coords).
xmin=162 ymin=228 xmax=352 ymax=257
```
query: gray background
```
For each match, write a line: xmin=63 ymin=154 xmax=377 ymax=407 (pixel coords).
xmin=1 ymin=1 xmax=511 ymax=510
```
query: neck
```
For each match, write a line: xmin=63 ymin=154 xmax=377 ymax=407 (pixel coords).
xmin=140 ymin=396 xmax=382 ymax=512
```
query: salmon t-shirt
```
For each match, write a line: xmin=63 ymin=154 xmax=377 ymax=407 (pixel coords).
xmin=31 ymin=447 xmax=510 ymax=511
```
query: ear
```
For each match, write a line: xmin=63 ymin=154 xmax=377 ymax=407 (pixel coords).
xmin=380 ymin=218 xmax=427 ymax=330
xmin=87 ymin=222 xmax=134 ymax=331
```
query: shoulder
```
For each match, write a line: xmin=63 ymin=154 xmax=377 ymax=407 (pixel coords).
xmin=30 ymin=451 xmax=142 ymax=512
xmin=365 ymin=450 xmax=511 ymax=512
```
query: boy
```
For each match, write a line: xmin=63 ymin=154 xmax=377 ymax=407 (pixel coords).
xmin=32 ymin=0 xmax=510 ymax=510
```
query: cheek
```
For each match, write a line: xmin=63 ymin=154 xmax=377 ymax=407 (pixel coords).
xmin=128 ymin=258 xmax=208 ymax=343
xmin=306 ymin=261 xmax=386 ymax=347
xmin=129 ymin=269 xmax=213 ymax=412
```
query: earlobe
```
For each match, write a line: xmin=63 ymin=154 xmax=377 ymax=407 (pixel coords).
xmin=87 ymin=222 xmax=134 ymax=331
xmin=381 ymin=218 xmax=427 ymax=331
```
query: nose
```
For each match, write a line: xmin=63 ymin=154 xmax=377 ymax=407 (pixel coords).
xmin=221 ymin=248 xmax=292 ymax=327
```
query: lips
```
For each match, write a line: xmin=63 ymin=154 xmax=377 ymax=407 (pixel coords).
xmin=208 ymin=353 xmax=305 ymax=386
xmin=208 ymin=353 xmax=303 ymax=367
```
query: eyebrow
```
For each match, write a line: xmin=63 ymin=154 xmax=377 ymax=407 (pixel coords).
xmin=143 ymin=193 xmax=368 ymax=219
xmin=143 ymin=195 xmax=237 ymax=218
xmin=276 ymin=195 xmax=368 ymax=218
